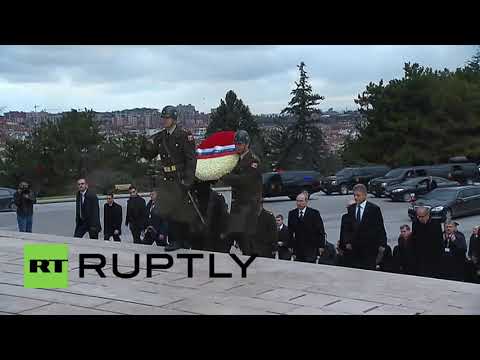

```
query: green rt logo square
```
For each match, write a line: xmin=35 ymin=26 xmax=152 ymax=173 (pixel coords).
xmin=24 ymin=244 xmax=69 ymax=288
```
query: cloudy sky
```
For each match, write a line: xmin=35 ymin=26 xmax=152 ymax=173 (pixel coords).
xmin=0 ymin=45 xmax=477 ymax=115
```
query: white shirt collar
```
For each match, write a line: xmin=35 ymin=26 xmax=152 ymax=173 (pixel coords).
xmin=358 ymin=200 xmax=367 ymax=209
xmin=279 ymin=224 xmax=284 ymax=230
xmin=80 ymin=190 xmax=87 ymax=196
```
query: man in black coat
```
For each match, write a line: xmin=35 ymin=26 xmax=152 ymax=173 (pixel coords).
xmin=275 ymin=214 xmax=292 ymax=260
xmin=287 ymin=192 xmax=326 ymax=263
xmin=410 ymin=206 xmax=444 ymax=278
xmin=442 ymin=221 xmax=467 ymax=281
xmin=74 ymin=178 xmax=101 ymax=239
xmin=336 ymin=199 xmax=356 ymax=267
xmin=103 ymin=193 xmax=122 ymax=242
xmin=467 ymin=226 xmax=480 ymax=282
xmin=345 ymin=184 xmax=387 ymax=271
xmin=392 ymin=224 xmax=416 ymax=275
xmin=144 ymin=191 xmax=168 ymax=246
xmin=376 ymin=244 xmax=393 ymax=272
xmin=191 ymin=181 xmax=230 ymax=253
xmin=125 ymin=185 xmax=147 ymax=244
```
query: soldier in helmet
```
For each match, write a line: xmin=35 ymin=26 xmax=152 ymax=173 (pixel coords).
xmin=219 ymin=130 xmax=263 ymax=255
xmin=141 ymin=105 xmax=198 ymax=251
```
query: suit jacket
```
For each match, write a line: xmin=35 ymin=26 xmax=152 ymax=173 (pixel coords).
xmin=346 ymin=201 xmax=387 ymax=259
xmin=287 ymin=207 xmax=326 ymax=254
xmin=410 ymin=218 xmax=444 ymax=277
xmin=146 ymin=200 xmax=168 ymax=235
xmin=76 ymin=189 xmax=101 ymax=230
xmin=277 ymin=225 xmax=290 ymax=248
xmin=468 ymin=234 xmax=480 ymax=258
xmin=252 ymin=209 xmax=278 ymax=258
xmin=339 ymin=213 xmax=353 ymax=251
xmin=104 ymin=202 xmax=122 ymax=235
xmin=126 ymin=196 xmax=147 ymax=230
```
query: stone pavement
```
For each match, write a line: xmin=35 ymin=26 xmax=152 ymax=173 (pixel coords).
xmin=0 ymin=229 xmax=479 ymax=315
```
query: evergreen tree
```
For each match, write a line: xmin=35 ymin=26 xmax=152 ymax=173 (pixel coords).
xmin=342 ymin=57 xmax=480 ymax=166
xmin=207 ymin=90 xmax=264 ymax=162
xmin=275 ymin=62 xmax=328 ymax=172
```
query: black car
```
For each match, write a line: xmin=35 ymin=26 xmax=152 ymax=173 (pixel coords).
xmin=386 ymin=176 xmax=460 ymax=202
xmin=369 ymin=167 xmax=429 ymax=197
xmin=408 ymin=186 xmax=480 ymax=222
xmin=0 ymin=187 xmax=16 ymax=211
xmin=370 ymin=162 xmax=480 ymax=197
xmin=263 ymin=171 xmax=322 ymax=200
xmin=320 ymin=165 xmax=390 ymax=195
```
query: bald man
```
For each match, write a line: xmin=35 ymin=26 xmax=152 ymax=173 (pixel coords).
xmin=287 ymin=192 xmax=326 ymax=263
xmin=410 ymin=206 xmax=444 ymax=278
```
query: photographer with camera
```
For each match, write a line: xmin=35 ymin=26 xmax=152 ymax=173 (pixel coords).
xmin=13 ymin=181 xmax=37 ymax=233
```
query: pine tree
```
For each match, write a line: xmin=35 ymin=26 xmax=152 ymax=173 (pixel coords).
xmin=206 ymin=90 xmax=264 ymax=161
xmin=275 ymin=62 xmax=328 ymax=171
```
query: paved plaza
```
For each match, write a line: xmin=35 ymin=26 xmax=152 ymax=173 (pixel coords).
xmin=0 ymin=229 xmax=479 ymax=315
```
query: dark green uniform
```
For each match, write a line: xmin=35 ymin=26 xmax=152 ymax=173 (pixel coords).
xmin=221 ymin=150 xmax=263 ymax=255
xmin=149 ymin=125 xmax=197 ymax=224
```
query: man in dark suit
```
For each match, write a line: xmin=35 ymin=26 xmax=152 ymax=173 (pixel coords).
xmin=288 ymin=192 xmax=326 ymax=263
xmin=336 ymin=199 xmax=356 ymax=267
xmin=442 ymin=221 xmax=467 ymax=281
xmin=125 ymin=185 xmax=147 ymax=244
xmin=345 ymin=184 xmax=387 ymax=270
xmin=144 ymin=191 xmax=168 ymax=246
xmin=275 ymin=214 xmax=292 ymax=260
xmin=392 ymin=224 xmax=416 ymax=275
xmin=74 ymin=178 xmax=101 ymax=239
xmin=467 ymin=226 xmax=480 ymax=282
xmin=410 ymin=206 xmax=444 ymax=278
xmin=103 ymin=193 xmax=122 ymax=242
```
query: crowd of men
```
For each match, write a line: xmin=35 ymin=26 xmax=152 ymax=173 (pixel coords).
xmin=11 ymin=105 xmax=480 ymax=285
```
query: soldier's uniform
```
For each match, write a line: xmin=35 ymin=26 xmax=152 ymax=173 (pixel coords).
xmin=144 ymin=106 xmax=198 ymax=250
xmin=221 ymin=132 xmax=263 ymax=255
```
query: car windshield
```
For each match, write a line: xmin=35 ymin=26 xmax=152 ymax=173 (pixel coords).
xmin=385 ymin=169 xmax=406 ymax=178
xmin=419 ymin=189 xmax=458 ymax=201
xmin=336 ymin=168 xmax=354 ymax=177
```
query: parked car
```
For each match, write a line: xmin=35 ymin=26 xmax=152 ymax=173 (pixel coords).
xmin=369 ymin=167 xmax=429 ymax=197
xmin=370 ymin=162 xmax=480 ymax=197
xmin=262 ymin=170 xmax=322 ymax=200
xmin=385 ymin=176 xmax=460 ymax=202
xmin=408 ymin=186 xmax=480 ymax=222
xmin=0 ymin=187 xmax=16 ymax=211
xmin=320 ymin=165 xmax=390 ymax=195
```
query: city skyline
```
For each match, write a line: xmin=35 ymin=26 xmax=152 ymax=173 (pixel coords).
xmin=0 ymin=45 xmax=476 ymax=115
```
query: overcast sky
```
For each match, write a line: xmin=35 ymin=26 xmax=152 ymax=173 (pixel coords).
xmin=0 ymin=45 xmax=476 ymax=115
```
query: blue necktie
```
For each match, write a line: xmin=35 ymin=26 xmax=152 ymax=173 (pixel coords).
xmin=356 ymin=206 xmax=361 ymax=223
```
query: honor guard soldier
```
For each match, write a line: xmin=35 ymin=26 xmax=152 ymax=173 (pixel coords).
xmin=220 ymin=130 xmax=263 ymax=255
xmin=142 ymin=105 xmax=198 ymax=251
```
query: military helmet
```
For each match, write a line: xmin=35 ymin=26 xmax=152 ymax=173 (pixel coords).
xmin=234 ymin=130 xmax=250 ymax=145
xmin=161 ymin=105 xmax=178 ymax=120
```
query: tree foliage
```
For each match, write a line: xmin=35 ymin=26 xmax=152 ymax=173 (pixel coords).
xmin=206 ymin=90 xmax=265 ymax=163
xmin=342 ymin=51 xmax=480 ymax=166
xmin=0 ymin=109 xmax=149 ymax=195
xmin=272 ymin=62 xmax=328 ymax=172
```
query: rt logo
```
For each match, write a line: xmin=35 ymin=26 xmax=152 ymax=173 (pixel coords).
xmin=24 ymin=244 xmax=69 ymax=288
